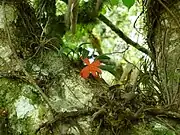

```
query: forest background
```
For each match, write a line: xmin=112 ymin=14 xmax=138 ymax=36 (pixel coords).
xmin=0 ymin=0 xmax=180 ymax=135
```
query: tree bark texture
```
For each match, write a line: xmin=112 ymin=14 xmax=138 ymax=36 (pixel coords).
xmin=147 ymin=0 xmax=180 ymax=107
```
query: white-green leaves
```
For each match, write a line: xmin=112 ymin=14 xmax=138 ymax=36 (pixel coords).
xmin=122 ymin=0 xmax=135 ymax=9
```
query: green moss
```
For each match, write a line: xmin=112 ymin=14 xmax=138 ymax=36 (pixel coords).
xmin=0 ymin=77 xmax=46 ymax=134
xmin=130 ymin=121 xmax=176 ymax=135
xmin=9 ymin=115 xmax=35 ymax=135
xmin=0 ymin=78 xmax=22 ymax=107
xmin=38 ymin=104 xmax=47 ymax=120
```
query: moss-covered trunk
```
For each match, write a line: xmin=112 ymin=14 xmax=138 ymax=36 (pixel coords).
xmin=0 ymin=1 xmax=107 ymax=134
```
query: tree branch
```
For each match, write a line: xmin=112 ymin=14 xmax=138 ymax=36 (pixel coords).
xmin=35 ymin=108 xmax=95 ymax=133
xmin=98 ymin=14 xmax=152 ymax=57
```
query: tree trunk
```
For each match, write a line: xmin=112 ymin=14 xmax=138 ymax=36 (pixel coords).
xmin=147 ymin=0 xmax=180 ymax=107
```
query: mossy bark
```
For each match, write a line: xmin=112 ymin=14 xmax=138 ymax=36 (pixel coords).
xmin=0 ymin=2 xmax=101 ymax=134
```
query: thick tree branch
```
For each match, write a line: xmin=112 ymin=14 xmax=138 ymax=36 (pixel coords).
xmin=36 ymin=108 xmax=95 ymax=133
xmin=98 ymin=14 xmax=152 ymax=57
xmin=146 ymin=107 xmax=180 ymax=120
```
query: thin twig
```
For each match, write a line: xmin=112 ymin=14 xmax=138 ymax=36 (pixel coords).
xmin=103 ymin=46 xmax=129 ymax=56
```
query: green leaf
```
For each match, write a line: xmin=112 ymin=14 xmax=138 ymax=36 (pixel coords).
xmin=96 ymin=54 xmax=111 ymax=60
xmin=122 ymin=0 xmax=135 ymax=9
xmin=100 ymin=65 xmax=116 ymax=76
xmin=101 ymin=7 xmax=106 ymax=14
xmin=110 ymin=0 xmax=120 ymax=6
xmin=96 ymin=55 xmax=112 ymax=65
xmin=81 ymin=48 xmax=89 ymax=58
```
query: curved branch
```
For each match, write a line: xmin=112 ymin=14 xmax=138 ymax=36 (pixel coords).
xmin=98 ymin=14 xmax=152 ymax=57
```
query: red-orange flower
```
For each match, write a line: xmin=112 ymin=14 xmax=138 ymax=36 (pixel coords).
xmin=80 ymin=57 xmax=102 ymax=79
